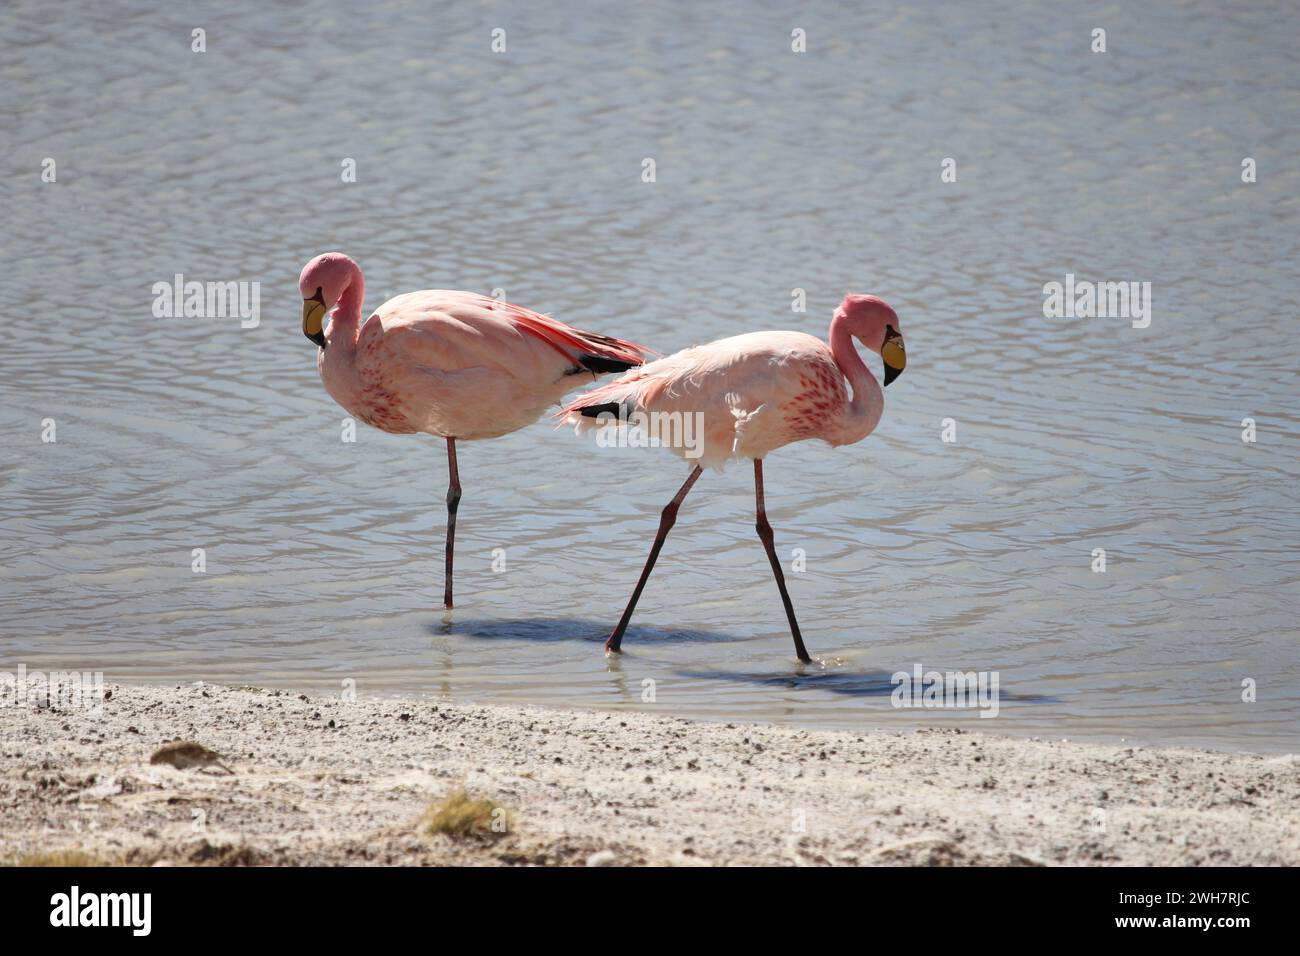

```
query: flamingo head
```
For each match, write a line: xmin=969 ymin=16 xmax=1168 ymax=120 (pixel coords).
xmin=298 ymin=252 xmax=358 ymax=348
xmin=837 ymin=293 xmax=906 ymax=386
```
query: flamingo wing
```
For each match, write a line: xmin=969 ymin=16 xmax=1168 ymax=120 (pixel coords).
xmin=560 ymin=331 xmax=838 ymax=467
xmin=345 ymin=291 xmax=652 ymax=439
xmin=363 ymin=291 xmax=650 ymax=384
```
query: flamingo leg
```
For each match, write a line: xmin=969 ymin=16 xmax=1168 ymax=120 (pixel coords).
xmin=605 ymin=466 xmax=703 ymax=654
xmin=754 ymin=459 xmax=812 ymax=663
xmin=443 ymin=437 xmax=461 ymax=610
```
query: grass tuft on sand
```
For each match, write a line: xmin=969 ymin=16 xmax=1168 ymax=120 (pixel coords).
xmin=422 ymin=788 xmax=511 ymax=840
xmin=9 ymin=850 xmax=105 ymax=867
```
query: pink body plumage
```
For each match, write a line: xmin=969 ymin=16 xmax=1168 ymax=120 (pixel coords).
xmin=561 ymin=295 xmax=903 ymax=470
xmin=301 ymin=252 xmax=652 ymax=441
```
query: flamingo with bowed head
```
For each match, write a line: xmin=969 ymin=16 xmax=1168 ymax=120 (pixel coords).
xmin=560 ymin=293 xmax=906 ymax=663
xmin=299 ymin=252 xmax=652 ymax=608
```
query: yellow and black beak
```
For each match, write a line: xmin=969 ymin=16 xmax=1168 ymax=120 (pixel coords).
xmin=302 ymin=287 xmax=327 ymax=348
xmin=881 ymin=325 xmax=906 ymax=386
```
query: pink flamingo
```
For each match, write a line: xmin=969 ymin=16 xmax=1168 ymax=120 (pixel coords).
xmin=560 ymin=294 xmax=907 ymax=663
xmin=299 ymin=252 xmax=652 ymax=608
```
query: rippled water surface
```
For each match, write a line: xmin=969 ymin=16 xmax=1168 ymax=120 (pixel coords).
xmin=2 ymin=1 xmax=1298 ymax=750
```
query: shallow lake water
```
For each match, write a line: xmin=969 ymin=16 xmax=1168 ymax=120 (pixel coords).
xmin=2 ymin=1 xmax=1298 ymax=750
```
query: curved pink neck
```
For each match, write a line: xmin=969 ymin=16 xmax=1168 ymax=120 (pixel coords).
xmin=330 ymin=264 xmax=366 ymax=343
xmin=829 ymin=311 xmax=883 ymax=440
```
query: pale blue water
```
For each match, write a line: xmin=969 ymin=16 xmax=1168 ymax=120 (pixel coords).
xmin=1 ymin=0 xmax=1297 ymax=750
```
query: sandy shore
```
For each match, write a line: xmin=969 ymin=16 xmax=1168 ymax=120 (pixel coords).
xmin=1 ymin=681 xmax=1295 ymax=866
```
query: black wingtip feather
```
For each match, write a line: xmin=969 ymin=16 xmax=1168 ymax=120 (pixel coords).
xmin=578 ymin=401 xmax=632 ymax=419
xmin=577 ymin=355 xmax=639 ymax=375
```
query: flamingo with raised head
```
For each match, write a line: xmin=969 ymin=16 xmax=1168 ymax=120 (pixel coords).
xmin=560 ymin=294 xmax=907 ymax=663
xmin=299 ymin=252 xmax=652 ymax=608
